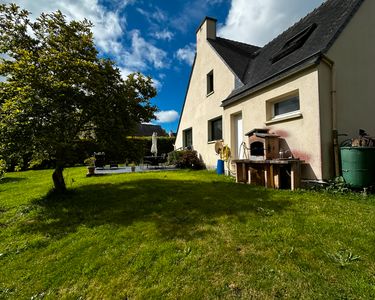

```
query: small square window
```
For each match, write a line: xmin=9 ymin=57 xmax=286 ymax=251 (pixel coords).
xmin=208 ymin=117 xmax=222 ymax=141
xmin=183 ymin=128 xmax=192 ymax=148
xmin=273 ymin=96 xmax=300 ymax=117
xmin=207 ymin=70 xmax=214 ymax=95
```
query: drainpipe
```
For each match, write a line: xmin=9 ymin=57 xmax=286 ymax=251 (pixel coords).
xmin=321 ymin=56 xmax=340 ymax=177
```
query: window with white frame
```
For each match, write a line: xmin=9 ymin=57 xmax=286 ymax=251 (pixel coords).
xmin=273 ymin=95 xmax=300 ymax=117
xmin=265 ymin=91 xmax=302 ymax=124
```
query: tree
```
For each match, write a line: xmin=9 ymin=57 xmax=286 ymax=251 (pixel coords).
xmin=0 ymin=4 xmax=157 ymax=192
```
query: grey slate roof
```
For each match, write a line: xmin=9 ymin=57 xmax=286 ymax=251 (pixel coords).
xmin=216 ymin=0 xmax=365 ymax=107
xmin=134 ymin=124 xmax=167 ymax=137
xmin=208 ymin=37 xmax=260 ymax=81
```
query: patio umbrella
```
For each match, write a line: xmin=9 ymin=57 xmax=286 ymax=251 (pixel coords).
xmin=151 ymin=132 xmax=158 ymax=157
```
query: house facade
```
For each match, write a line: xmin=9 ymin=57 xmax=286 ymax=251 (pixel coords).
xmin=175 ymin=0 xmax=375 ymax=181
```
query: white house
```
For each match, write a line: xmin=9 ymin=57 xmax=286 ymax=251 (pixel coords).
xmin=175 ymin=0 xmax=375 ymax=181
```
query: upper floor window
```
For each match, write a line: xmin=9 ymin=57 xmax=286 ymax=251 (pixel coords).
xmin=208 ymin=117 xmax=222 ymax=142
xmin=183 ymin=128 xmax=193 ymax=148
xmin=207 ymin=70 xmax=214 ymax=95
xmin=271 ymin=23 xmax=317 ymax=63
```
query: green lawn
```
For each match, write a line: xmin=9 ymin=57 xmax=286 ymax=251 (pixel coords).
xmin=1 ymin=168 xmax=374 ymax=299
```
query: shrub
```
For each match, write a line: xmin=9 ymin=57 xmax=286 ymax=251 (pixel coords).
xmin=167 ymin=150 xmax=182 ymax=165
xmin=0 ymin=159 xmax=6 ymax=180
xmin=168 ymin=150 xmax=205 ymax=170
xmin=84 ymin=157 xmax=96 ymax=166
xmin=8 ymin=136 xmax=176 ymax=171
xmin=326 ymin=176 xmax=350 ymax=194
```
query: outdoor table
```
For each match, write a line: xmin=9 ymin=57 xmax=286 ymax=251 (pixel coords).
xmin=232 ymin=159 xmax=303 ymax=190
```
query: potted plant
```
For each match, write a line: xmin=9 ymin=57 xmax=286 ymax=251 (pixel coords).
xmin=129 ymin=162 xmax=136 ymax=172
xmin=84 ymin=156 xmax=96 ymax=176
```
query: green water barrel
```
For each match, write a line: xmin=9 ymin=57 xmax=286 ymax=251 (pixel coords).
xmin=340 ymin=147 xmax=375 ymax=188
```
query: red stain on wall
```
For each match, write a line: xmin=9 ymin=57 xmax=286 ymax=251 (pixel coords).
xmin=272 ymin=129 xmax=290 ymax=138
xmin=291 ymin=150 xmax=311 ymax=162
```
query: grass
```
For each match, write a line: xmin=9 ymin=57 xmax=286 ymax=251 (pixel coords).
xmin=0 ymin=168 xmax=375 ymax=299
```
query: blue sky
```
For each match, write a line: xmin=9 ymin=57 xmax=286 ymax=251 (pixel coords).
xmin=1 ymin=0 xmax=325 ymax=133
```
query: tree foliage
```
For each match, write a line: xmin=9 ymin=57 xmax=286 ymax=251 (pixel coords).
xmin=0 ymin=158 xmax=5 ymax=179
xmin=0 ymin=4 xmax=157 ymax=191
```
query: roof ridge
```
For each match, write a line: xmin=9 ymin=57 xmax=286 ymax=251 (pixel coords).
xmin=211 ymin=37 xmax=261 ymax=60
xmin=322 ymin=0 xmax=365 ymax=53
xmin=258 ymin=0 xmax=329 ymax=52
xmin=215 ymin=36 xmax=260 ymax=49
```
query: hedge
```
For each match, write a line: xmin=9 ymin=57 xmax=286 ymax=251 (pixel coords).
xmin=19 ymin=136 xmax=176 ymax=170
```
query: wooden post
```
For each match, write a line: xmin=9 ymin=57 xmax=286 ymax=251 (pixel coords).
xmin=242 ymin=163 xmax=247 ymax=183
xmin=235 ymin=162 xmax=241 ymax=183
xmin=264 ymin=164 xmax=274 ymax=188
xmin=274 ymin=165 xmax=280 ymax=189
xmin=290 ymin=161 xmax=301 ymax=190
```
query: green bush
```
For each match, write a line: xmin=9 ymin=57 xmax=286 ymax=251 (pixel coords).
xmin=84 ymin=157 xmax=96 ymax=166
xmin=123 ymin=138 xmax=146 ymax=164
xmin=168 ymin=150 xmax=205 ymax=170
xmin=167 ymin=150 xmax=182 ymax=165
xmin=0 ymin=159 xmax=6 ymax=179
xmin=326 ymin=176 xmax=350 ymax=194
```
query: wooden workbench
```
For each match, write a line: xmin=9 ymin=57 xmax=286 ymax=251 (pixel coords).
xmin=232 ymin=159 xmax=303 ymax=190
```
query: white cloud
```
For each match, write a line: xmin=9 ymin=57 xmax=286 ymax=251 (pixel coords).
xmin=0 ymin=53 xmax=11 ymax=81
xmin=155 ymin=110 xmax=179 ymax=123
xmin=9 ymin=0 xmax=128 ymax=55
xmin=4 ymin=0 xmax=169 ymax=75
xmin=218 ymin=0 xmax=325 ymax=46
xmin=118 ymin=66 xmax=133 ymax=79
xmin=176 ymin=43 xmax=196 ymax=66
xmin=151 ymin=78 xmax=163 ymax=91
xmin=117 ymin=69 xmax=162 ymax=91
xmin=136 ymin=7 xmax=173 ymax=41
xmin=136 ymin=7 xmax=167 ymax=23
xmin=171 ymin=0 xmax=225 ymax=33
xmin=123 ymin=30 xmax=169 ymax=70
xmin=152 ymin=30 xmax=174 ymax=41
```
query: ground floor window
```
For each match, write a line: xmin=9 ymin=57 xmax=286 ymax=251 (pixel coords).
xmin=183 ymin=128 xmax=193 ymax=148
xmin=208 ymin=117 xmax=222 ymax=142
xmin=273 ymin=95 xmax=300 ymax=117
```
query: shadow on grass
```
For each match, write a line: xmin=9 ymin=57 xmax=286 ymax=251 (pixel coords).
xmin=23 ymin=178 xmax=292 ymax=240
xmin=0 ymin=176 xmax=26 ymax=184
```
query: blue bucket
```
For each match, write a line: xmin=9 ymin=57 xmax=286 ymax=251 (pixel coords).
xmin=217 ymin=159 xmax=225 ymax=175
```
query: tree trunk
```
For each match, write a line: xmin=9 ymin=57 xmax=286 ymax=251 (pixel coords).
xmin=52 ymin=166 xmax=66 ymax=192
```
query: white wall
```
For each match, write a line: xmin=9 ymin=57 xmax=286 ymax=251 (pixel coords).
xmin=327 ymin=0 xmax=375 ymax=140
xmin=175 ymin=19 xmax=237 ymax=168
xmin=224 ymin=68 xmax=324 ymax=180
